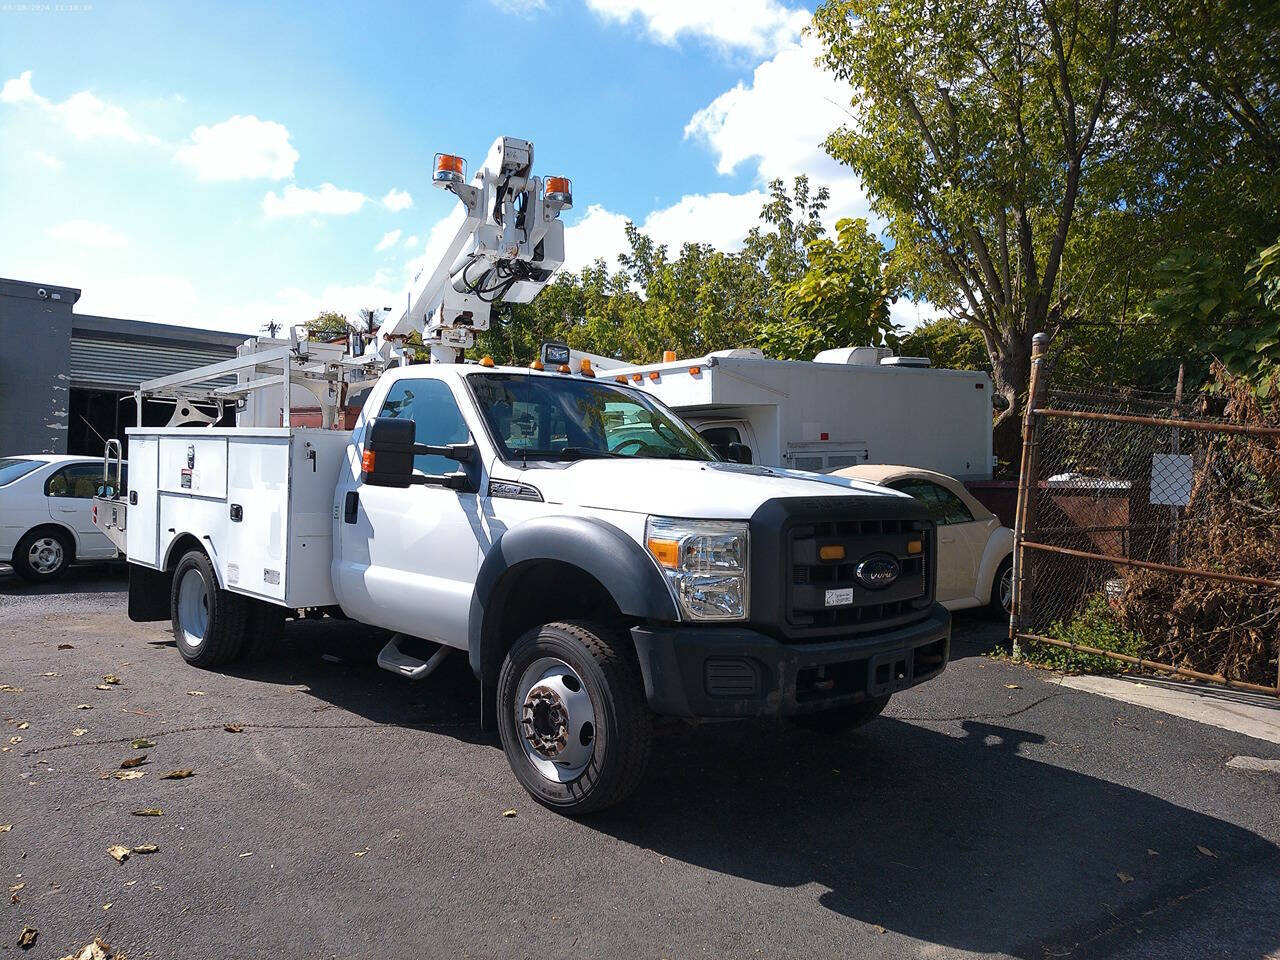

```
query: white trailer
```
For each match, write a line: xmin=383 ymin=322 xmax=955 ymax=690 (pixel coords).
xmin=598 ymin=346 xmax=996 ymax=480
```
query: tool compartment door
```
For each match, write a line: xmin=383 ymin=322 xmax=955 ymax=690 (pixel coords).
xmin=124 ymin=435 xmax=160 ymax=566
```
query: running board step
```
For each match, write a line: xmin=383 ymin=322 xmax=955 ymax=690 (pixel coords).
xmin=376 ymin=634 xmax=451 ymax=681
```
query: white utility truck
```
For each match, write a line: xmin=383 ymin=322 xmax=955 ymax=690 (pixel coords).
xmin=594 ymin=346 xmax=996 ymax=480
xmin=94 ymin=136 xmax=951 ymax=814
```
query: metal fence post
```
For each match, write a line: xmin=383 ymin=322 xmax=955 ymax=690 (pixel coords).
xmin=1011 ymin=332 xmax=1050 ymax=660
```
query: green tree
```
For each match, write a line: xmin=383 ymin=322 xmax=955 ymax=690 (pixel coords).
xmin=813 ymin=0 xmax=1127 ymax=459
xmin=899 ymin=315 xmax=989 ymax=371
xmin=306 ymin=310 xmax=350 ymax=342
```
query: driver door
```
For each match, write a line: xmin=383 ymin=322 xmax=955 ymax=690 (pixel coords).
xmin=336 ymin=377 xmax=486 ymax=648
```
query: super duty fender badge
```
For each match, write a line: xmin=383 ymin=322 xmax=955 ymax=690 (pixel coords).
xmin=825 ymin=587 xmax=854 ymax=607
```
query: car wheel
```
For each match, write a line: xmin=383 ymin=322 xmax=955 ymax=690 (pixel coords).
xmin=790 ymin=695 xmax=890 ymax=734
xmin=497 ymin=620 xmax=652 ymax=816
xmin=170 ymin=550 xmax=249 ymax=668
xmin=13 ymin=528 xmax=74 ymax=583
xmin=986 ymin=555 xmax=1014 ymax=619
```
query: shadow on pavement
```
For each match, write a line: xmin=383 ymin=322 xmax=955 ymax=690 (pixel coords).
xmin=0 ymin=562 xmax=126 ymax=595
xmin=207 ymin=616 xmax=1279 ymax=958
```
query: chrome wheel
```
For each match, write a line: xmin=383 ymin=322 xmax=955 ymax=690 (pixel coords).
xmin=28 ymin=536 xmax=65 ymax=575
xmin=176 ymin=567 xmax=210 ymax=650
xmin=515 ymin=657 xmax=596 ymax=783
xmin=999 ymin=563 xmax=1014 ymax=613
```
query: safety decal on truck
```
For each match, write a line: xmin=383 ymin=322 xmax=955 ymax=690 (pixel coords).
xmin=825 ymin=587 xmax=854 ymax=607
xmin=180 ymin=468 xmax=192 ymax=489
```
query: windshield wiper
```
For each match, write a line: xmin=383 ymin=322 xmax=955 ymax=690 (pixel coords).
xmin=515 ymin=447 xmax=621 ymax=462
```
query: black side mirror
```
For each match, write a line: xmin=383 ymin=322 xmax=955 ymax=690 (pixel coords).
xmin=727 ymin=442 xmax=753 ymax=464
xmin=363 ymin=417 xmax=417 ymax=488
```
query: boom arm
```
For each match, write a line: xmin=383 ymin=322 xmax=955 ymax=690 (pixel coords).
xmin=372 ymin=136 xmax=572 ymax=364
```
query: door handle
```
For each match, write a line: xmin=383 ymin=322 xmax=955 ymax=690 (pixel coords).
xmin=59 ymin=506 xmax=77 ymax=513
xmin=343 ymin=491 xmax=359 ymax=524
xmin=940 ymin=535 xmax=955 ymax=543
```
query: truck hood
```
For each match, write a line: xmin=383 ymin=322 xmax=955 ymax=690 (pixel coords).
xmin=512 ymin=459 xmax=909 ymax=519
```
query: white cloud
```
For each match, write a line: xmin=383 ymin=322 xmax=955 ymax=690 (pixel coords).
xmin=1 ymin=70 xmax=153 ymax=143
xmin=562 ymin=204 xmax=633 ymax=273
xmin=684 ymin=34 xmax=875 ymax=228
xmin=585 ymin=0 xmax=808 ymax=55
xmin=175 ymin=115 xmax=298 ymax=181
xmin=489 ymin=0 xmax=546 ymax=15
xmin=403 ymin=235 xmax=420 ymax=249
xmin=214 ymin=279 xmax=403 ymax=333
xmin=889 ymin=297 xmax=946 ymax=332
xmin=381 ymin=188 xmax=413 ymax=212
xmin=31 ymin=149 xmax=63 ymax=169
xmin=262 ymin=183 xmax=368 ymax=220
xmin=45 ymin=220 xmax=129 ymax=249
xmin=375 ymin=229 xmax=402 ymax=252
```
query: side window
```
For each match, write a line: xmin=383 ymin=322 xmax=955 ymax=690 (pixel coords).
xmin=889 ymin=479 xmax=974 ymax=525
xmin=378 ymin=379 xmax=470 ymax=477
xmin=699 ymin=426 xmax=742 ymax=447
xmin=46 ymin=463 xmax=102 ymax=499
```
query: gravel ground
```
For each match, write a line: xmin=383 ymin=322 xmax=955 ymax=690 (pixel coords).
xmin=2 ymin=565 xmax=1279 ymax=960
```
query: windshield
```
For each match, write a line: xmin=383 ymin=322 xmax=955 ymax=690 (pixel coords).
xmin=0 ymin=458 xmax=41 ymax=486
xmin=467 ymin=373 xmax=718 ymax=463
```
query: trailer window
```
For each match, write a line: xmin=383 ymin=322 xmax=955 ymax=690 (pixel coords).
xmin=888 ymin=478 xmax=974 ymax=525
xmin=0 ymin=459 xmax=41 ymax=486
xmin=378 ymin=379 xmax=470 ymax=477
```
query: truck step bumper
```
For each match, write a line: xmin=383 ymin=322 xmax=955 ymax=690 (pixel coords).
xmin=630 ymin=605 xmax=950 ymax=719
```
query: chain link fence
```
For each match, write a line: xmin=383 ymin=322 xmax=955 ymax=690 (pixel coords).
xmin=1010 ymin=339 xmax=1280 ymax=696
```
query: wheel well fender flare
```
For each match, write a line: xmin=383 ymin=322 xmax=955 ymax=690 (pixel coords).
xmin=163 ymin=534 xmax=224 ymax=589
xmin=977 ymin=529 xmax=1015 ymax=602
xmin=467 ymin=515 xmax=678 ymax=722
xmin=15 ymin=523 xmax=77 ymax=563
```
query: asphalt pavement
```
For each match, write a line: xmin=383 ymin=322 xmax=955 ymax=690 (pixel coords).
xmin=2 ymin=565 xmax=1279 ymax=960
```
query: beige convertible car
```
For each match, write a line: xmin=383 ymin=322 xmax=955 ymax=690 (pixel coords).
xmin=833 ymin=465 xmax=1014 ymax=617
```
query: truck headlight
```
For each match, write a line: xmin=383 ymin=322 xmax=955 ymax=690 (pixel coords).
xmin=645 ymin=517 xmax=749 ymax=621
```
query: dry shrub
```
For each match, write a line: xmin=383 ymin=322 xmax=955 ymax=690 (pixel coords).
xmin=1118 ymin=366 xmax=1280 ymax=687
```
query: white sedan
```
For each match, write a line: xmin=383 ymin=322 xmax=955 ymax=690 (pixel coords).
xmin=832 ymin=464 xmax=1013 ymax=616
xmin=0 ymin=455 xmax=123 ymax=582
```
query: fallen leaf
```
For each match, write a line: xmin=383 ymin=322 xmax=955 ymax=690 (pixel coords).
xmin=130 ymin=738 xmax=155 ymax=749
xmin=57 ymin=643 xmax=73 ymax=650
xmin=9 ymin=893 xmax=16 ymax=905
xmin=72 ymin=728 xmax=88 ymax=736
xmin=16 ymin=722 xmax=28 ymax=730
xmin=8 ymin=883 xmax=23 ymax=893
xmin=1116 ymin=871 xmax=1134 ymax=883
xmin=131 ymin=844 xmax=158 ymax=854
xmin=8 ymin=736 xmax=21 ymax=745
xmin=132 ymin=808 xmax=163 ymax=817
xmin=18 ymin=925 xmax=37 ymax=949
xmin=223 ymin=724 xmax=243 ymax=733
xmin=1196 ymin=845 xmax=1218 ymax=859
xmin=113 ymin=770 xmax=146 ymax=781
xmin=42 ymin=673 xmax=60 ymax=678
xmin=352 ymin=850 xmax=367 ymax=857
xmin=102 ymin=902 xmax=111 ymax=910
xmin=95 ymin=685 xmax=113 ymax=691
xmin=161 ymin=769 xmax=194 ymax=779
xmin=108 ymin=844 xmax=131 ymax=863
xmin=0 ymin=824 xmax=11 ymax=833
xmin=120 ymin=755 xmax=148 ymax=769
xmin=76 ymin=704 xmax=92 ymax=710
xmin=60 ymin=938 xmax=112 ymax=960
xmin=873 ymin=924 xmax=886 ymax=935
xmin=0 ymin=684 xmax=24 ymax=692
xmin=239 ymin=851 xmax=253 ymax=858
xmin=102 ymin=675 xmax=121 ymax=685
xmin=186 ymin=691 xmax=205 ymax=697
xmin=1147 ymin=848 xmax=1160 ymax=856
xmin=502 ymin=809 xmax=517 ymax=818
xmin=1004 ymin=683 xmax=1021 ymax=690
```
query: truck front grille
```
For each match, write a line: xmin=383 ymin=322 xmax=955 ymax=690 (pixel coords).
xmin=786 ymin=516 xmax=930 ymax=636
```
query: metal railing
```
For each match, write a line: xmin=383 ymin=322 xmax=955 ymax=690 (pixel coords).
xmin=1010 ymin=335 xmax=1280 ymax=696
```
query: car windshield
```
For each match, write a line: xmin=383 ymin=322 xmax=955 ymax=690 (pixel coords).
xmin=0 ymin=458 xmax=41 ymax=486
xmin=467 ymin=372 xmax=718 ymax=463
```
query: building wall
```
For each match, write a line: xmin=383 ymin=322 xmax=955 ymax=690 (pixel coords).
xmin=0 ymin=278 xmax=79 ymax=455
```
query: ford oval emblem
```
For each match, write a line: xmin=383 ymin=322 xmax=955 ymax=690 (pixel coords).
xmin=855 ymin=553 xmax=900 ymax=590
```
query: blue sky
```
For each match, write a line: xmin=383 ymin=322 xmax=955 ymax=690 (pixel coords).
xmin=1 ymin=0 xmax=929 ymax=334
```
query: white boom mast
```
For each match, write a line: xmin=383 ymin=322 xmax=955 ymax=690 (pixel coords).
xmin=370 ymin=135 xmax=572 ymax=365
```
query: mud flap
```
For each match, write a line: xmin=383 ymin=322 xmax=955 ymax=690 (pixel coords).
xmin=128 ymin=564 xmax=172 ymax=622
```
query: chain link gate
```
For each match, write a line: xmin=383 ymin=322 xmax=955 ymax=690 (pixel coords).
xmin=1010 ymin=334 xmax=1280 ymax=696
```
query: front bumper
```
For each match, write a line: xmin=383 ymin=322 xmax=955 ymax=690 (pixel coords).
xmin=631 ymin=604 xmax=950 ymax=719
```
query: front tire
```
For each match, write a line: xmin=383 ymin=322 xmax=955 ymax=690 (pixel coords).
xmin=13 ymin=528 xmax=73 ymax=583
xmin=790 ymin=695 xmax=890 ymax=734
xmin=170 ymin=550 xmax=248 ymax=668
xmin=497 ymin=621 xmax=652 ymax=816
